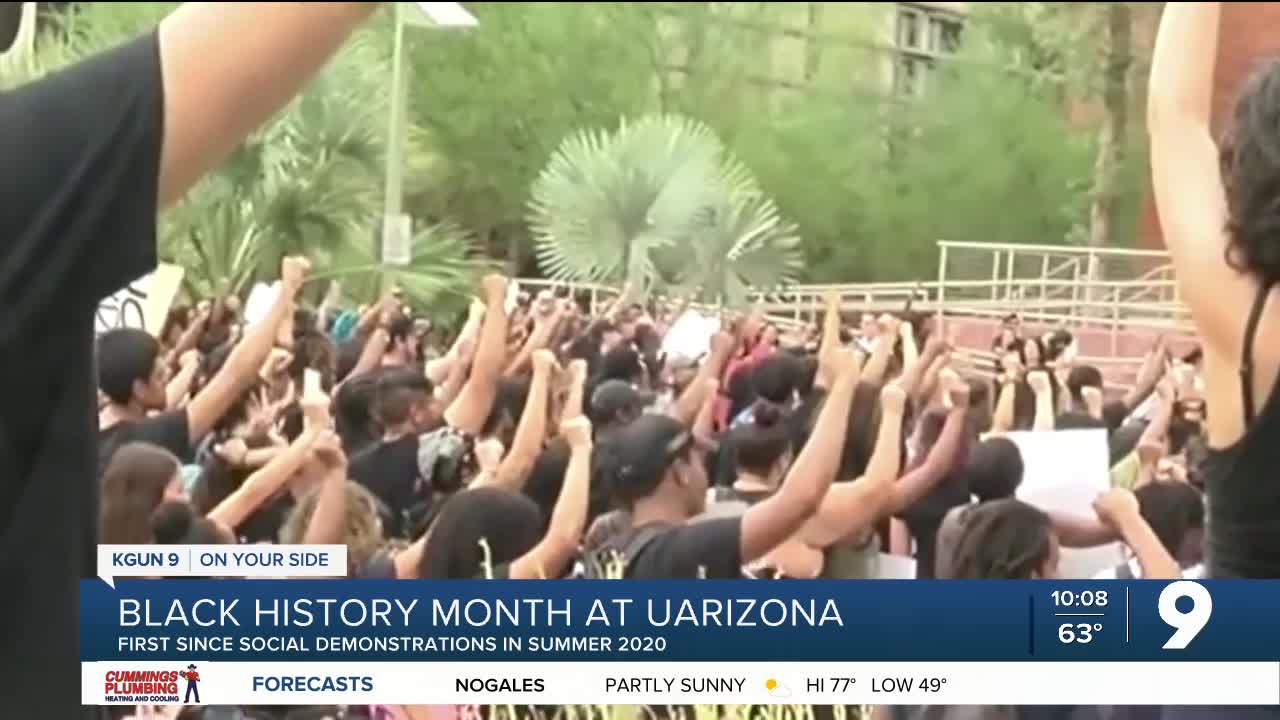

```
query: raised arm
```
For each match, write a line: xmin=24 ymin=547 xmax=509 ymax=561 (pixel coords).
xmin=433 ymin=338 xmax=474 ymax=409
xmin=886 ymin=374 xmax=970 ymax=515
xmin=444 ymin=275 xmax=510 ymax=435
xmin=1028 ymin=370 xmax=1056 ymax=432
xmin=164 ymin=308 xmax=210 ymax=368
xmin=480 ymin=351 xmax=556 ymax=491
xmin=427 ymin=298 xmax=483 ymax=385
xmin=356 ymin=290 xmax=397 ymax=342
xmin=340 ymin=329 xmax=390 ymax=389
xmin=915 ymin=343 xmax=951 ymax=409
xmin=508 ymin=416 xmax=594 ymax=580
xmin=165 ymin=350 xmax=201 ymax=410
xmin=860 ymin=316 xmax=899 ymax=388
xmin=505 ymin=306 xmax=565 ymax=378
xmin=208 ymin=423 xmax=318 ymax=532
xmin=1148 ymin=2 xmax=1245 ymax=350
xmin=156 ymin=2 xmax=382 ymax=206
xmin=1135 ymin=378 xmax=1177 ymax=488
xmin=691 ymin=379 xmax=719 ymax=450
xmin=1122 ymin=339 xmax=1169 ymax=413
xmin=801 ymin=382 xmax=907 ymax=548
xmin=898 ymin=329 xmax=944 ymax=406
xmin=815 ymin=291 xmax=844 ymax=391
xmin=990 ymin=362 xmax=1020 ymax=436
xmin=900 ymin=320 xmax=920 ymax=374
xmin=739 ymin=349 xmax=861 ymax=563
xmin=300 ymin=430 xmax=349 ymax=546
xmin=1094 ymin=488 xmax=1181 ymax=580
xmin=1051 ymin=512 xmax=1117 ymax=549
xmin=187 ymin=257 xmax=307 ymax=441
xmin=561 ymin=360 xmax=589 ymax=423
xmin=669 ymin=332 xmax=735 ymax=427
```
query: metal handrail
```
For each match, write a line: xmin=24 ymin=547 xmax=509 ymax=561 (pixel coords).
xmin=514 ymin=242 xmax=1193 ymax=378
xmin=937 ymin=240 xmax=1172 ymax=260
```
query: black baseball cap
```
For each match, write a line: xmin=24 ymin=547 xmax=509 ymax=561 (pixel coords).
xmin=589 ymin=380 xmax=654 ymax=424
xmin=609 ymin=414 xmax=694 ymax=503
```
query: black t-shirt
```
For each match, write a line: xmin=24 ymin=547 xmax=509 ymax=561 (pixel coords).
xmin=902 ymin=471 xmax=972 ymax=579
xmin=348 ymin=434 xmax=423 ymax=538
xmin=0 ymin=33 xmax=164 ymax=711
xmin=97 ymin=409 xmax=192 ymax=475
xmin=625 ymin=518 xmax=743 ymax=579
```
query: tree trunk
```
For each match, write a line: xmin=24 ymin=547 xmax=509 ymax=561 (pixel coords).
xmin=1087 ymin=1 xmax=1132 ymax=252
xmin=804 ymin=2 xmax=824 ymax=83
xmin=1084 ymin=1 xmax=1132 ymax=319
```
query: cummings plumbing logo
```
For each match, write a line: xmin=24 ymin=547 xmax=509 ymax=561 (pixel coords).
xmin=103 ymin=665 xmax=203 ymax=704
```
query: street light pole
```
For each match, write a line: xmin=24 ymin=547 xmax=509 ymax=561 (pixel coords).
xmin=380 ymin=2 xmax=411 ymax=272
xmin=379 ymin=3 xmax=479 ymax=277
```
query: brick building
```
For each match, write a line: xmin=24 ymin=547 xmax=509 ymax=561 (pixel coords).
xmin=1140 ymin=2 xmax=1280 ymax=249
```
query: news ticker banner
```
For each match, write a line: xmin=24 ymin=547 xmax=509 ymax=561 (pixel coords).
xmin=83 ymin=661 xmax=1277 ymax=706
xmin=96 ymin=544 xmax=347 ymax=587
xmin=83 ymin=548 xmax=1280 ymax=706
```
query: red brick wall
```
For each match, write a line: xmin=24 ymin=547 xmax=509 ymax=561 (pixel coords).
xmin=1140 ymin=3 xmax=1280 ymax=250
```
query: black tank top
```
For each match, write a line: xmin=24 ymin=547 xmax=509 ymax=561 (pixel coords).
xmin=1185 ymin=284 xmax=1280 ymax=720
xmin=1201 ymin=281 xmax=1280 ymax=579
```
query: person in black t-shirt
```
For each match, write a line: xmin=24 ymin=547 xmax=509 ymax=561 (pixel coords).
xmin=599 ymin=349 xmax=863 ymax=580
xmin=97 ymin=257 xmax=308 ymax=475
xmin=0 ymin=4 xmax=382 ymax=710
xmin=348 ymin=368 xmax=439 ymax=537
xmin=96 ymin=329 xmax=192 ymax=462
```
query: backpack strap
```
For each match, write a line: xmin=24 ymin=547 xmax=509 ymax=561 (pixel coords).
xmin=614 ymin=524 xmax=667 ymax=575
xmin=1241 ymin=280 xmax=1276 ymax=427
xmin=591 ymin=524 xmax=668 ymax=579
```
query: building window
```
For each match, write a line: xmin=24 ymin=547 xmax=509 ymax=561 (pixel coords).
xmin=893 ymin=4 xmax=964 ymax=97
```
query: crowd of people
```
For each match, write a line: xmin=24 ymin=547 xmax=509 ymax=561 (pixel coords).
xmin=5 ymin=2 xmax=1280 ymax=720
xmin=90 ymin=251 xmax=1207 ymax=719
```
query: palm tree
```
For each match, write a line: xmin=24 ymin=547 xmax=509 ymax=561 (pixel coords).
xmin=323 ymin=219 xmax=493 ymax=316
xmin=4 ymin=1 xmax=487 ymax=309
xmin=530 ymin=114 xmax=801 ymax=304
xmin=675 ymin=179 xmax=804 ymax=306
xmin=162 ymin=32 xmax=392 ymax=297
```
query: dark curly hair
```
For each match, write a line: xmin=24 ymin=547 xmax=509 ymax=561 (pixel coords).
xmin=1222 ymin=58 xmax=1280 ymax=286
xmin=947 ymin=499 xmax=1055 ymax=580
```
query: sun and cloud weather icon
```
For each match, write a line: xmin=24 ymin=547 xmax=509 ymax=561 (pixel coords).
xmin=764 ymin=678 xmax=793 ymax=698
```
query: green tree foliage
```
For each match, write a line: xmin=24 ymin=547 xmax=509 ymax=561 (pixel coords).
xmin=409 ymin=2 xmax=1113 ymax=283
xmin=404 ymin=2 xmax=660 ymax=267
xmin=4 ymin=1 xmax=486 ymax=310
xmin=7 ymin=2 xmax=1142 ymax=289
xmin=530 ymin=114 xmax=802 ymax=305
xmin=729 ymin=7 xmax=1099 ymax=281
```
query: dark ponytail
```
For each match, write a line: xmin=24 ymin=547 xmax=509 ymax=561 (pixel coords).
xmin=735 ymin=401 xmax=793 ymax=475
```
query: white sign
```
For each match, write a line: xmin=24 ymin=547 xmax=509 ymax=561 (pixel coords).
xmin=96 ymin=544 xmax=347 ymax=587
xmin=661 ymin=310 xmax=720 ymax=366
xmin=875 ymin=552 xmax=917 ymax=580
xmin=1007 ymin=429 xmax=1125 ymax=579
xmin=243 ymin=281 xmax=282 ymax=329
xmin=382 ymin=213 xmax=413 ymax=266
xmin=94 ymin=264 xmax=185 ymax=336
